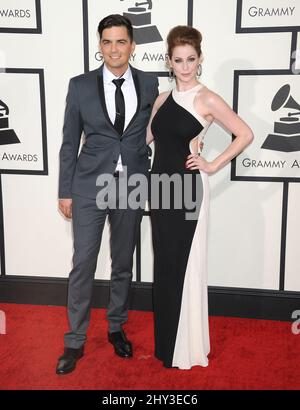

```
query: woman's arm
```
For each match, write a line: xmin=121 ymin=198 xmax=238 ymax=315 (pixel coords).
xmin=186 ymin=90 xmax=254 ymax=174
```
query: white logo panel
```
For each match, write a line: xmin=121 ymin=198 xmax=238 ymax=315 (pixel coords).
xmin=85 ymin=0 xmax=191 ymax=72
xmin=0 ymin=70 xmax=47 ymax=174
xmin=0 ymin=0 xmax=41 ymax=33
xmin=234 ymin=72 xmax=300 ymax=181
xmin=238 ymin=0 xmax=300 ymax=31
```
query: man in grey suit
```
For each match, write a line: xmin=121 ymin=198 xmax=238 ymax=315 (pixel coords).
xmin=56 ymin=14 xmax=158 ymax=375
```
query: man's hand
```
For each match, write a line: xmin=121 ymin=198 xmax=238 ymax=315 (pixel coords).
xmin=59 ymin=199 xmax=72 ymax=219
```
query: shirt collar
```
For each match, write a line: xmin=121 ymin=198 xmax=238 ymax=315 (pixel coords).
xmin=103 ymin=64 xmax=132 ymax=85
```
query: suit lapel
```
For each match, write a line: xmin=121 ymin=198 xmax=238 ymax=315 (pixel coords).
xmin=96 ymin=64 xmax=142 ymax=136
xmin=124 ymin=65 xmax=141 ymax=133
xmin=97 ymin=66 xmax=117 ymax=135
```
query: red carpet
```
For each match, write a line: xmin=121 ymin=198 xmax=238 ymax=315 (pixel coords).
xmin=0 ymin=303 xmax=299 ymax=390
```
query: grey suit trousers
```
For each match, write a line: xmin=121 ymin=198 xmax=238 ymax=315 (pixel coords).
xmin=64 ymin=176 xmax=143 ymax=349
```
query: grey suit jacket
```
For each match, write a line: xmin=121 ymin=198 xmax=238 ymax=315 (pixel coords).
xmin=59 ymin=65 xmax=159 ymax=199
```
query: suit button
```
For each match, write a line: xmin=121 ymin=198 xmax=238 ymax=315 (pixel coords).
xmin=120 ymin=138 xmax=123 ymax=142
xmin=113 ymin=160 xmax=117 ymax=164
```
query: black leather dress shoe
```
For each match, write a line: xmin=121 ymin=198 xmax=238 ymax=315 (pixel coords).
xmin=108 ymin=329 xmax=133 ymax=358
xmin=56 ymin=346 xmax=84 ymax=375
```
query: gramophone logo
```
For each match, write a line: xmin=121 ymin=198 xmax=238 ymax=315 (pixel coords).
xmin=120 ymin=0 xmax=162 ymax=45
xmin=261 ymin=84 xmax=300 ymax=153
xmin=0 ymin=99 xmax=20 ymax=145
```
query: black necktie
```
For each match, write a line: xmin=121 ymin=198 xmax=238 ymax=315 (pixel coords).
xmin=112 ymin=78 xmax=125 ymax=135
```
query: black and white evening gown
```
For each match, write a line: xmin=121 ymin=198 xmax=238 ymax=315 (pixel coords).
xmin=150 ymin=84 xmax=212 ymax=369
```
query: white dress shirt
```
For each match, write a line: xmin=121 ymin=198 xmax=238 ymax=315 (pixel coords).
xmin=103 ymin=64 xmax=138 ymax=171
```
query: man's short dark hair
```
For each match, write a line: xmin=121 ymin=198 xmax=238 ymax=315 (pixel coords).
xmin=98 ymin=14 xmax=133 ymax=43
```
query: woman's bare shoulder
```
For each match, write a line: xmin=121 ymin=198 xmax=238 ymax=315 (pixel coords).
xmin=198 ymin=86 xmax=227 ymax=109
xmin=154 ymin=90 xmax=171 ymax=110
xmin=197 ymin=85 xmax=219 ymax=104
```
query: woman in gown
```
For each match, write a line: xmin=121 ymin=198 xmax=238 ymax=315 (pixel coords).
xmin=146 ymin=26 xmax=254 ymax=369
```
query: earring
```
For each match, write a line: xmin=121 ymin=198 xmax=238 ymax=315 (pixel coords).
xmin=168 ymin=68 xmax=175 ymax=82
xmin=197 ymin=64 xmax=202 ymax=77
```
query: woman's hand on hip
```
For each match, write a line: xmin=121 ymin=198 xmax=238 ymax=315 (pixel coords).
xmin=185 ymin=153 xmax=216 ymax=175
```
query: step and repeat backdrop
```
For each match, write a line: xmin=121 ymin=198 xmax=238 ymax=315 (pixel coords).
xmin=0 ymin=0 xmax=299 ymax=294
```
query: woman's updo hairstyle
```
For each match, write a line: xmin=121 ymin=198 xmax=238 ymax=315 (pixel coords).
xmin=167 ymin=25 xmax=202 ymax=59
